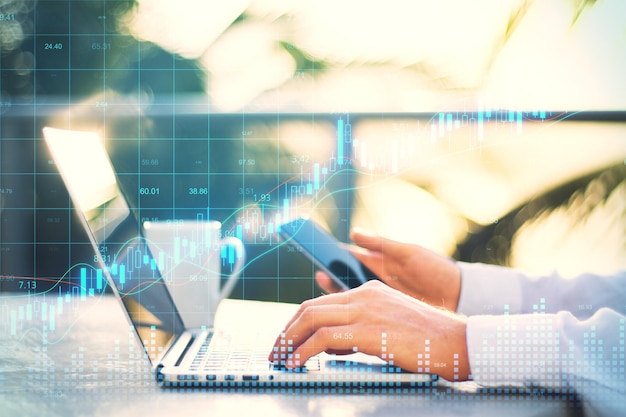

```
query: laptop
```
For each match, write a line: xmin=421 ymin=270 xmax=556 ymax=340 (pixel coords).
xmin=42 ymin=126 xmax=435 ymax=387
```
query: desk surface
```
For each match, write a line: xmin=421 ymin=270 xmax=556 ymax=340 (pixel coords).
xmin=0 ymin=294 xmax=586 ymax=417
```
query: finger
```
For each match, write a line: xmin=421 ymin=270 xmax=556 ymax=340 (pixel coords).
xmin=348 ymin=245 xmax=386 ymax=279
xmin=346 ymin=240 xmax=400 ymax=288
xmin=349 ymin=231 xmax=418 ymax=288
xmin=315 ymin=271 xmax=343 ymax=294
xmin=269 ymin=295 xmax=350 ymax=360
xmin=275 ymin=301 xmax=351 ymax=347
xmin=350 ymin=229 xmax=414 ymax=259
xmin=269 ymin=304 xmax=351 ymax=364
xmin=285 ymin=291 xmax=350 ymax=329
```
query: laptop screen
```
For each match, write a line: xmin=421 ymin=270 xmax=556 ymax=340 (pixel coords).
xmin=43 ymin=127 xmax=185 ymax=364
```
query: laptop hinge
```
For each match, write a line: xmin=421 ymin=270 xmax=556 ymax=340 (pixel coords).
xmin=174 ymin=335 xmax=196 ymax=367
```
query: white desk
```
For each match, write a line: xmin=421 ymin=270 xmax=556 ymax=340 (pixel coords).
xmin=0 ymin=294 xmax=586 ymax=417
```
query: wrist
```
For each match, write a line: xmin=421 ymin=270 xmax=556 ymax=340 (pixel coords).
xmin=432 ymin=258 xmax=462 ymax=312
xmin=435 ymin=314 xmax=470 ymax=381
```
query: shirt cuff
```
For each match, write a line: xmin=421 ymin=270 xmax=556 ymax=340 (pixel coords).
xmin=456 ymin=262 xmax=523 ymax=316
xmin=466 ymin=313 xmax=561 ymax=389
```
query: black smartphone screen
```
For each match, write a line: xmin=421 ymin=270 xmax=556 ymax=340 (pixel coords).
xmin=279 ymin=217 xmax=379 ymax=290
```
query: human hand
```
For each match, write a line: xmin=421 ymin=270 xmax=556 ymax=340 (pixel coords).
xmin=316 ymin=229 xmax=462 ymax=311
xmin=269 ymin=280 xmax=470 ymax=381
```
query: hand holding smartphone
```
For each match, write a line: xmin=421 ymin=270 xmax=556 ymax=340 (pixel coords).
xmin=279 ymin=217 xmax=380 ymax=290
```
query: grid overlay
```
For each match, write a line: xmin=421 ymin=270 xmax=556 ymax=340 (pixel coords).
xmin=0 ymin=0 xmax=624 ymax=411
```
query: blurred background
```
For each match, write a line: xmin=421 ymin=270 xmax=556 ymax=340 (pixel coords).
xmin=1 ymin=0 xmax=625 ymax=303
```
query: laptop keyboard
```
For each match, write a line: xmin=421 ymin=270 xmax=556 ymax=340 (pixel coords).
xmin=188 ymin=330 xmax=319 ymax=373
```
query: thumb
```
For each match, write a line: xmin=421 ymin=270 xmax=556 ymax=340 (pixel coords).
xmin=350 ymin=229 xmax=414 ymax=260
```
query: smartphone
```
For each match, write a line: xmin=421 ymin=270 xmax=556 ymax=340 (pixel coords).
xmin=279 ymin=217 xmax=379 ymax=290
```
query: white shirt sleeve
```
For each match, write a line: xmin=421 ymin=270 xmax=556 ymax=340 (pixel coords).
xmin=456 ymin=262 xmax=626 ymax=317
xmin=457 ymin=263 xmax=626 ymax=414
xmin=455 ymin=262 xmax=524 ymax=316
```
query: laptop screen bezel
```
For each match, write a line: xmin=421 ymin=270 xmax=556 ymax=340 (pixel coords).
xmin=42 ymin=126 xmax=186 ymax=367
